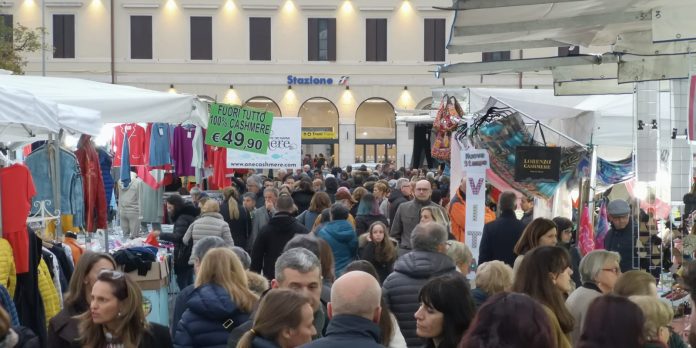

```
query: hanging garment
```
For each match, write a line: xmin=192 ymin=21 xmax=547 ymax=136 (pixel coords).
xmin=42 ymin=248 xmax=63 ymax=306
xmin=45 ymin=215 xmax=80 ymax=239
xmin=0 ymin=239 xmax=16 ymax=297
xmin=75 ymin=135 xmax=108 ymax=232
xmin=49 ymin=244 xmax=74 ymax=284
xmin=119 ymin=176 xmax=143 ymax=239
xmin=578 ymin=206 xmax=596 ymax=256
xmin=148 ymin=123 xmax=172 ymax=167
xmin=0 ymin=164 xmax=36 ymax=274
xmin=61 ymin=244 xmax=74 ymax=268
xmin=0 ymin=284 xmax=19 ymax=326
xmin=14 ymin=228 xmax=47 ymax=346
xmin=171 ymin=125 xmax=197 ymax=177
xmin=63 ymin=233 xmax=83 ymax=265
xmin=25 ymin=144 xmax=85 ymax=228
xmin=37 ymin=258 xmax=60 ymax=324
xmin=112 ymin=123 xmax=147 ymax=167
xmin=139 ymin=183 xmax=164 ymax=223
xmin=97 ymin=148 xmax=115 ymax=208
xmin=191 ymin=126 xmax=206 ymax=185
xmin=209 ymin=147 xmax=234 ymax=189
xmin=595 ymin=201 xmax=610 ymax=249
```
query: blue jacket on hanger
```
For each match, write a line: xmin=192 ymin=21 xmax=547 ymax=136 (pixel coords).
xmin=25 ymin=144 xmax=85 ymax=227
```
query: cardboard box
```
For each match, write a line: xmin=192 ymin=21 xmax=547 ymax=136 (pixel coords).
xmin=119 ymin=261 xmax=169 ymax=291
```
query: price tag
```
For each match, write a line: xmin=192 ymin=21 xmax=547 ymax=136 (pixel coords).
xmin=205 ymin=103 xmax=274 ymax=155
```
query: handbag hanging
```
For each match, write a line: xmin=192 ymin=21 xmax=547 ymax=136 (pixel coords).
xmin=431 ymin=96 xmax=463 ymax=162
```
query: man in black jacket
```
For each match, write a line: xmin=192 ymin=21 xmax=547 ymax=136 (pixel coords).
xmin=382 ymin=222 xmax=457 ymax=348
xmin=250 ymin=195 xmax=309 ymax=279
xmin=478 ymin=191 xmax=525 ymax=267
xmin=302 ymin=271 xmax=383 ymax=348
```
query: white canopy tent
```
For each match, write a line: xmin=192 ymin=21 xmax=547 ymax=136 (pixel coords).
xmin=0 ymin=75 xmax=207 ymax=126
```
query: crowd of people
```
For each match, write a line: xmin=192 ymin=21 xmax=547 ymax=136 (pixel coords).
xmin=4 ymin=164 xmax=696 ymax=348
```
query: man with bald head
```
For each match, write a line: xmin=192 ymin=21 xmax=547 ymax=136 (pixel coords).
xmin=390 ymin=179 xmax=448 ymax=256
xmin=302 ymin=271 xmax=383 ymax=348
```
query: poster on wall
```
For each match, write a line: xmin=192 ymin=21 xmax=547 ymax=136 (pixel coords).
xmin=206 ymin=103 xmax=274 ymax=155
xmin=462 ymin=148 xmax=489 ymax=267
xmin=514 ymin=146 xmax=561 ymax=182
xmin=227 ymin=118 xmax=302 ymax=169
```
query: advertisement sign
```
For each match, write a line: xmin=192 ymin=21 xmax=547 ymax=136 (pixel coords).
xmin=205 ymin=103 xmax=274 ymax=155
xmin=462 ymin=148 xmax=489 ymax=266
xmin=227 ymin=118 xmax=301 ymax=169
xmin=514 ymin=146 xmax=561 ymax=182
xmin=302 ymin=127 xmax=335 ymax=140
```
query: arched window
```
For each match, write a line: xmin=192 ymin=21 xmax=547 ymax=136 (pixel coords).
xmin=243 ymin=96 xmax=282 ymax=117
xmin=298 ymin=97 xmax=339 ymax=168
xmin=416 ymin=97 xmax=433 ymax=111
xmin=354 ymin=98 xmax=396 ymax=164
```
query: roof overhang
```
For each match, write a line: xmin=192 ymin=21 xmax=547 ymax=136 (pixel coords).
xmin=442 ymin=0 xmax=696 ymax=95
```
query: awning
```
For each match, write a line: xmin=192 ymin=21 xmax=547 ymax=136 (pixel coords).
xmin=0 ymin=75 xmax=207 ymax=126
xmin=441 ymin=0 xmax=696 ymax=93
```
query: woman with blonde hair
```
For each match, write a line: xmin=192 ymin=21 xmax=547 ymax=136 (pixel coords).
xmin=419 ymin=206 xmax=450 ymax=227
xmin=75 ymin=270 xmax=171 ymax=347
xmin=221 ymin=186 xmax=252 ymax=252
xmin=236 ymin=289 xmax=315 ymax=348
xmin=183 ymin=200 xmax=234 ymax=264
xmin=445 ymin=240 xmax=474 ymax=274
xmin=174 ymin=248 xmax=258 ymax=347
xmin=470 ymin=261 xmax=513 ymax=307
xmin=630 ymin=296 xmax=673 ymax=348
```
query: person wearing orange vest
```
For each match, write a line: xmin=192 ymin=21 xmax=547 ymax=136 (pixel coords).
xmin=448 ymin=178 xmax=496 ymax=242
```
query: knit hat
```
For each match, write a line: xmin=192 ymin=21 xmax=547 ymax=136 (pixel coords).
xmin=607 ymin=200 xmax=630 ymax=216
xmin=388 ymin=179 xmax=397 ymax=189
xmin=336 ymin=187 xmax=356 ymax=203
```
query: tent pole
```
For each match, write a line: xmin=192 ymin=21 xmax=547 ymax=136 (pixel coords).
xmin=491 ymin=99 xmax=588 ymax=148
xmin=53 ymin=131 xmax=63 ymax=239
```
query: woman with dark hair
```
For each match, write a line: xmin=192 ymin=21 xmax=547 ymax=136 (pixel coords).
xmin=415 ymin=274 xmax=476 ymax=348
xmin=553 ymin=216 xmax=582 ymax=287
xmin=292 ymin=179 xmax=315 ymax=214
xmin=324 ymin=177 xmax=339 ymax=203
xmin=577 ymin=295 xmax=645 ymax=348
xmin=157 ymin=194 xmax=200 ymax=290
xmin=458 ymin=292 xmax=555 ymax=348
xmin=512 ymin=218 xmax=558 ymax=274
xmin=512 ymin=246 xmax=574 ymax=348
xmin=74 ymin=271 xmax=171 ymax=347
xmin=359 ymin=221 xmax=396 ymax=284
xmin=345 ymin=260 xmax=406 ymax=348
xmin=221 ymin=186 xmax=252 ymax=252
xmin=48 ymin=252 xmax=117 ymax=348
xmin=297 ymin=192 xmax=332 ymax=230
xmin=355 ymin=193 xmax=389 ymax=236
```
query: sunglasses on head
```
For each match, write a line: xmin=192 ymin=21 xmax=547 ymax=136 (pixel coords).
xmin=98 ymin=269 xmax=125 ymax=280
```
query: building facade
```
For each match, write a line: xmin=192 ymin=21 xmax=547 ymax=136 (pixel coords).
xmin=1 ymin=0 xmax=607 ymax=167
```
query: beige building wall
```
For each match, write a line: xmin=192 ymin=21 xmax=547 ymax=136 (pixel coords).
xmin=2 ymin=0 xmax=611 ymax=167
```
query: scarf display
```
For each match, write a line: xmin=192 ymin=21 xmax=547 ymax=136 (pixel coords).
xmin=467 ymin=108 xmax=586 ymax=199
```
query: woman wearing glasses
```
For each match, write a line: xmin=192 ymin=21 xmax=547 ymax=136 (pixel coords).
xmin=48 ymin=252 xmax=116 ymax=348
xmin=565 ymin=250 xmax=621 ymax=346
xmin=74 ymin=270 xmax=171 ymax=348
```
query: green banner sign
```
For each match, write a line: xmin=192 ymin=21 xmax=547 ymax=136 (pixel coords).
xmin=205 ymin=103 xmax=274 ymax=154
